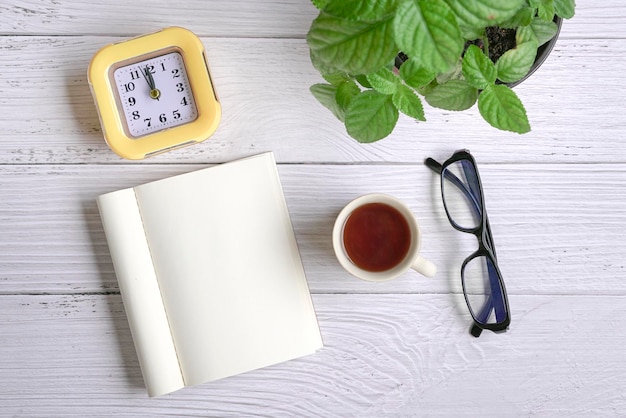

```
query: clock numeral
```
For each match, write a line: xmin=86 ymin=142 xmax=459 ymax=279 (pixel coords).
xmin=113 ymin=51 xmax=197 ymax=138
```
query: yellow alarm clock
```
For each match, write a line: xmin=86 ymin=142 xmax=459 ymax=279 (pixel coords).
xmin=88 ymin=27 xmax=221 ymax=160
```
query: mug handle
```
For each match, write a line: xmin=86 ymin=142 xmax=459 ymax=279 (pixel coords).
xmin=411 ymin=256 xmax=437 ymax=278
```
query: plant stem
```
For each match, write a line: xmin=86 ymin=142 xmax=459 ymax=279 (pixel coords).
xmin=482 ymin=33 xmax=490 ymax=60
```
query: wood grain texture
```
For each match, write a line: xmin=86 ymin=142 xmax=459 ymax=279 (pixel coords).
xmin=0 ymin=0 xmax=319 ymax=38
xmin=0 ymin=1 xmax=623 ymax=39
xmin=1 ymin=0 xmax=625 ymax=416
xmin=1 ymin=164 xmax=625 ymax=295
xmin=1 ymin=294 xmax=625 ymax=417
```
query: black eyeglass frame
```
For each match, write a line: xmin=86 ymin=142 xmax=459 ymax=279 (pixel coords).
xmin=426 ymin=150 xmax=511 ymax=337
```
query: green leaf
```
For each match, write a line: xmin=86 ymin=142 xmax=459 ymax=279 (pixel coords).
xmin=355 ymin=74 xmax=373 ymax=88
xmin=392 ymin=84 xmax=426 ymax=121
xmin=366 ymin=68 xmax=399 ymax=94
xmin=537 ymin=0 xmax=556 ymax=21
xmin=462 ymin=44 xmax=497 ymax=90
xmin=554 ymin=0 xmax=575 ymax=19
xmin=324 ymin=0 xmax=398 ymax=22
xmin=309 ymin=48 xmax=338 ymax=75
xmin=345 ymin=90 xmax=399 ymax=143
xmin=307 ymin=12 xmax=398 ymax=75
xmin=515 ymin=25 xmax=536 ymax=44
xmin=399 ymin=58 xmax=436 ymax=89
xmin=311 ymin=0 xmax=330 ymax=10
xmin=323 ymin=73 xmax=352 ymax=86
xmin=310 ymin=84 xmax=345 ymax=122
xmin=436 ymin=61 xmax=463 ymax=84
xmin=393 ymin=0 xmax=463 ymax=74
xmin=459 ymin=25 xmax=485 ymax=41
xmin=495 ymin=40 xmax=538 ymax=83
xmin=445 ymin=0 xmax=526 ymax=28
xmin=478 ymin=84 xmax=530 ymax=133
xmin=498 ymin=6 xmax=535 ymax=29
xmin=515 ymin=17 xmax=559 ymax=46
xmin=336 ymin=81 xmax=361 ymax=110
xmin=418 ymin=79 xmax=438 ymax=97
xmin=425 ymin=79 xmax=478 ymax=111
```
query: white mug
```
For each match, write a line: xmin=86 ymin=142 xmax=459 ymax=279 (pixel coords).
xmin=332 ymin=193 xmax=437 ymax=281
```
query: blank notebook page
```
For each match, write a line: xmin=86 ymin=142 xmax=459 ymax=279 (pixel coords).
xmin=133 ymin=153 xmax=322 ymax=386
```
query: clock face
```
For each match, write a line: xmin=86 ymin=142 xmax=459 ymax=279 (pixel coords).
xmin=113 ymin=51 xmax=198 ymax=138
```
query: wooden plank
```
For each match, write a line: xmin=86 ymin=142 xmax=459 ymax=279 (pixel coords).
xmin=1 ymin=163 xmax=625 ymax=295
xmin=1 ymin=293 xmax=624 ymax=416
xmin=0 ymin=36 xmax=624 ymax=164
xmin=0 ymin=1 xmax=622 ymax=38
xmin=0 ymin=0 xmax=319 ymax=38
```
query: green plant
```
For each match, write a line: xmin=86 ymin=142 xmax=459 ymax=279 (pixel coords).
xmin=306 ymin=0 xmax=576 ymax=143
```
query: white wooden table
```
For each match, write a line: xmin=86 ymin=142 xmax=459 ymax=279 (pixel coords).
xmin=1 ymin=1 xmax=625 ymax=416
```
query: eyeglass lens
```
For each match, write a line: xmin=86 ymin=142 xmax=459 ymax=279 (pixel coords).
xmin=441 ymin=160 xmax=483 ymax=230
xmin=462 ymin=254 xmax=507 ymax=326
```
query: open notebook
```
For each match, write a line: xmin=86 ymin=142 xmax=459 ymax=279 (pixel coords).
xmin=97 ymin=152 xmax=323 ymax=396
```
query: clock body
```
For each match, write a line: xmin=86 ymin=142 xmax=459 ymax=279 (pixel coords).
xmin=88 ymin=27 xmax=221 ymax=160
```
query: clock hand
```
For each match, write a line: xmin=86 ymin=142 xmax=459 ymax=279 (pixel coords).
xmin=141 ymin=66 xmax=161 ymax=100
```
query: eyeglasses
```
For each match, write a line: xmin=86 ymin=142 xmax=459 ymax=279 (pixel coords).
xmin=425 ymin=150 xmax=510 ymax=337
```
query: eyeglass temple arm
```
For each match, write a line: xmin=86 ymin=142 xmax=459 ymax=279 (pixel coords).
xmin=461 ymin=161 xmax=498 ymax=258
xmin=461 ymin=160 xmax=481 ymax=205
xmin=460 ymin=161 xmax=499 ymax=256
xmin=477 ymin=262 xmax=507 ymax=321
